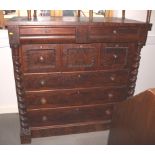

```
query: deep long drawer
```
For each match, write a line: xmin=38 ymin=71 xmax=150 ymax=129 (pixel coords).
xmin=23 ymin=70 xmax=129 ymax=90
xmin=27 ymin=104 xmax=113 ymax=127
xmin=25 ymin=86 xmax=127 ymax=107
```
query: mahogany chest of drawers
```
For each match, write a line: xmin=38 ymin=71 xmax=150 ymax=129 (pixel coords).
xmin=7 ymin=17 xmax=152 ymax=144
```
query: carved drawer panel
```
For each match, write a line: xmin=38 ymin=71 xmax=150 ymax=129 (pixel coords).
xmin=89 ymin=26 xmax=139 ymax=42
xmin=100 ymin=43 xmax=131 ymax=69
xmin=62 ymin=44 xmax=99 ymax=71
xmin=25 ymin=86 xmax=127 ymax=107
xmin=24 ymin=70 xmax=129 ymax=90
xmin=27 ymin=104 xmax=113 ymax=127
xmin=22 ymin=44 xmax=60 ymax=73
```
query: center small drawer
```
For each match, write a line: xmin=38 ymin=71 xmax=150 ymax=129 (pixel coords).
xmin=23 ymin=70 xmax=129 ymax=90
xmin=27 ymin=104 xmax=113 ymax=127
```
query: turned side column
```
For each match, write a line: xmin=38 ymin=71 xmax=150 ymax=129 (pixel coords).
xmin=8 ymin=26 xmax=31 ymax=144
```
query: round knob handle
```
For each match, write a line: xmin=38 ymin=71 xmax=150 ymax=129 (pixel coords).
xmin=78 ymin=74 xmax=81 ymax=78
xmin=40 ymin=97 xmax=47 ymax=104
xmin=113 ymin=54 xmax=118 ymax=59
xmin=79 ymin=45 xmax=83 ymax=48
xmin=108 ymin=93 xmax=113 ymax=99
xmin=113 ymin=30 xmax=117 ymax=34
xmin=40 ymin=80 xmax=45 ymax=86
xmin=39 ymin=56 xmax=45 ymax=63
xmin=42 ymin=115 xmax=48 ymax=122
xmin=40 ymin=45 xmax=43 ymax=49
xmin=9 ymin=32 xmax=14 ymax=36
xmin=77 ymin=90 xmax=80 ymax=94
xmin=105 ymin=109 xmax=111 ymax=115
xmin=110 ymin=75 xmax=115 ymax=81
xmin=115 ymin=44 xmax=119 ymax=47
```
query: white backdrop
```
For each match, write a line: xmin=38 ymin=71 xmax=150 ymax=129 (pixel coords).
xmin=0 ymin=10 xmax=155 ymax=113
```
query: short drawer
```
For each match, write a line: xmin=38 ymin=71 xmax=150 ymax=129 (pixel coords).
xmin=27 ymin=104 xmax=113 ymax=127
xmin=22 ymin=44 xmax=60 ymax=73
xmin=24 ymin=70 xmax=129 ymax=90
xmin=89 ymin=26 xmax=139 ymax=42
xmin=25 ymin=87 xmax=127 ymax=107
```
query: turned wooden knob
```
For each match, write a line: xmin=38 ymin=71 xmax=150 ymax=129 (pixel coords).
xmin=39 ymin=56 xmax=45 ymax=63
xmin=110 ymin=75 xmax=115 ymax=81
xmin=105 ymin=109 xmax=111 ymax=115
xmin=113 ymin=30 xmax=117 ymax=34
xmin=78 ymin=74 xmax=81 ymax=78
xmin=113 ymin=54 xmax=118 ymax=59
xmin=40 ymin=97 xmax=47 ymax=104
xmin=40 ymin=80 xmax=46 ymax=86
xmin=77 ymin=90 xmax=80 ymax=94
xmin=42 ymin=115 xmax=48 ymax=122
xmin=108 ymin=93 xmax=113 ymax=99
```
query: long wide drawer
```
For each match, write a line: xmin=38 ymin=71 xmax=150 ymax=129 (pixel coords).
xmin=25 ymin=86 xmax=127 ymax=107
xmin=27 ymin=104 xmax=113 ymax=127
xmin=24 ymin=70 xmax=129 ymax=90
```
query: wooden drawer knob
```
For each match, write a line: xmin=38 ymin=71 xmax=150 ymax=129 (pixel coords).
xmin=78 ymin=74 xmax=81 ymax=78
xmin=40 ymin=97 xmax=47 ymax=104
xmin=77 ymin=90 xmax=80 ymax=94
xmin=113 ymin=54 xmax=118 ymax=59
xmin=115 ymin=44 xmax=119 ymax=47
xmin=105 ymin=109 xmax=111 ymax=115
xmin=110 ymin=75 xmax=115 ymax=81
xmin=79 ymin=45 xmax=83 ymax=48
xmin=108 ymin=93 xmax=113 ymax=98
xmin=42 ymin=115 xmax=48 ymax=122
xmin=39 ymin=56 xmax=45 ymax=63
xmin=113 ymin=30 xmax=117 ymax=34
xmin=40 ymin=80 xmax=46 ymax=86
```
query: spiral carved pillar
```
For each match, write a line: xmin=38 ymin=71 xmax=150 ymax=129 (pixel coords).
xmin=11 ymin=44 xmax=31 ymax=144
xmin=128 ymin=42 xmax=144 ymax=97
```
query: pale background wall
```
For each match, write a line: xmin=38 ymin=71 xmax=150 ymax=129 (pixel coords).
xmin=0 ymin=10 xmax=155 ymax=113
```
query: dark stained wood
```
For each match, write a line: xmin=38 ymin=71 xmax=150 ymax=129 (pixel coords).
xmin=108 ymin=89 xmax=155 ymax=145
xmin=7 ymin=16 xmax=152 ymax=144
xmin=25 ymin=86 xmax=127 ymax=107
xmin=28 ymin=104 xmax=113 ymax=127
xmin=23 ymin=70 xmax=129 ymax=90
xmin=31 ymin=120 xmax=111 ymax=138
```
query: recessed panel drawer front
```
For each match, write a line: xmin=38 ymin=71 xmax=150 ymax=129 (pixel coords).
xmin=20 ymin=27 xmax=76 ymax=43
xmin=28 ymin=104 xmax=113 ymax=127
xmin=24 ymin=70 xmax=129 ymax=90
xmin=22 ymin=44 xmax=60 ymax=73
xmin=25 ymin=87 xmax=127 ymax=107
xmin=62 ymin=44 xmax=99 ymax=71
xmin=89 ymin=26 xmax=139 ymax=42
xmin=100 ymin=43 xmax=130 ymax=69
